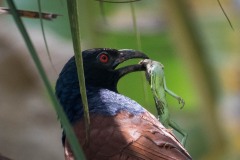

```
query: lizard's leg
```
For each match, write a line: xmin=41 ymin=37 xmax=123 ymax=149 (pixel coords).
xmin=150 ymin=72 xmax=170 ymax=126
xmin=153 ymin=97 xmax=162 ymax=120
xmin=151 ymin=72 xmax=163 ymax=119
xmin=163 ymin=77 xmax=185 ymax=109
xmin=169 ymin=120 xmax=188 ymax=146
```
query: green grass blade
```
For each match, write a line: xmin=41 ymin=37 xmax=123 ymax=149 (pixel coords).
xmin=6 ymin=1 xmax=85 ymax=159
xmin=130 ymin=2 xmax=149 ymax=104
xmin=66 ymin=0 xmax=90 ymax=143
xmin=217 ymin=0 xmax=234 ymax=31
xmin=99 ymin=0 xmax=108 ymax=24
xmin=37 ymin=0 xmax=56 ymax=71
xmin=130 ymin=2 xmax=141 ymax=50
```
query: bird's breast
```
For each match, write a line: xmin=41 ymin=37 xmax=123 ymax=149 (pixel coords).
xmin=87 ymin=88 xmax=145 ymax=116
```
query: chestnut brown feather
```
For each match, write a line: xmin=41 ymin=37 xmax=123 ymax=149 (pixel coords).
xmin=64 ymin=111 xmax=191 ymax=160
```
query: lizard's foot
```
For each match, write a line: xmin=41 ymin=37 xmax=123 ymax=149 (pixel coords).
xmin=178 ymin=97 xmax=185 ymax=109
xmin=181 ymin=132 xmax=188 ymax=147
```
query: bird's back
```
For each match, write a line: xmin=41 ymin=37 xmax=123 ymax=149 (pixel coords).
xmin=64 ymin=110 xmax=191 ymax=160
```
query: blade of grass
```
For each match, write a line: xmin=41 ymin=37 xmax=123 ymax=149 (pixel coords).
xmin=130 ymin=2 xmax=141 ymax=50
xmin=130 ymin=2 xmax=149 ymax=105
xmin=217 ymin=0 xmax=234 ymax=31
xmin=37 ymin=0 xmax=57 ymax=72
xmin=66 ymin=0 xmax=90 ymax=143
xmin=37 ymin=0 xmax=49 ymax=58
xmin=6 ymin=1 xmax=85 ymax=159
xmin=99 ymin=0 xmax=108 ymax=24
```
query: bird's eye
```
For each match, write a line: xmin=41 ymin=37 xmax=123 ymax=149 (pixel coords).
xmin=98 ymin=53 xmax=109 ymax=63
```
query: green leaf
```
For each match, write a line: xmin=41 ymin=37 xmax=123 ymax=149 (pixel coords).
xmin=66 ymin=0 xmax=90 ymax=147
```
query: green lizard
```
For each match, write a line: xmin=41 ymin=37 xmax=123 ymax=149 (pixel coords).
xmin=140 ymin=59 xmax=188 ymax=146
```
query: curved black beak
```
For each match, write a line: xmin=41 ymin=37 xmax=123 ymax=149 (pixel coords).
xmin=114 ymin=49 xmax=149 ymax=80
xmin=113 ymin=49 xmax=149 ymax=68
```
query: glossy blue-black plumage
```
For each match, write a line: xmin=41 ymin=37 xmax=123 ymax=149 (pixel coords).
xmin=56 ymin=49 xmax=192 ymax=160
xmin=55 ymin=49 xmax=145 ymax=124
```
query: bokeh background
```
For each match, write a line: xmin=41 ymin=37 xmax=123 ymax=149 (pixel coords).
xmin=0 ymin=0 xmax=240 ymax=159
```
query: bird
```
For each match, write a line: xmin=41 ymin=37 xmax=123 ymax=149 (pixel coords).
xmin=55 ymin=48 xmax=192 ymax=160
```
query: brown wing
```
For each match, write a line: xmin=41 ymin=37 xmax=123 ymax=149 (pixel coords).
xmin=64 ymin=111 xmax=192 ymax=160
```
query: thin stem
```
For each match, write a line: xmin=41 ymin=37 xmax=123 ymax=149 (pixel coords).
xmin=217 ymin=0 xmax=234 ymax=31
xmin=37 ymin=0 xmax=57 ymax=72
xmin=6 ymin=1 xmax=85 ymax=159
xmin=66 ymin=0 xmax=90 ymax=144
xmin=130 ymin=2 xmax=141 ymax=51
xmin=130 ymin=2 xmax=149 ymax=104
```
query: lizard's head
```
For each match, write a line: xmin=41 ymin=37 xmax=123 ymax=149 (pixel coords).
xmin=139 ymin=59 xmax=165 ymax=84
xmin=139 ymin=59 xmax=153 ymax=83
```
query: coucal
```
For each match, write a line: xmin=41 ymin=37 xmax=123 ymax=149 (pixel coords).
xmin=56 ymin=48 xmax=192 ymax=160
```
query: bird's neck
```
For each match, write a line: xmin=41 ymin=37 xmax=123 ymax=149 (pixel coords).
xmin=62 ymin=86 xmax=145 ymax=123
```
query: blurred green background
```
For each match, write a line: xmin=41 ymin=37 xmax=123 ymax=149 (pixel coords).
xmin=0 ymin=0 xmax=240 ymax=160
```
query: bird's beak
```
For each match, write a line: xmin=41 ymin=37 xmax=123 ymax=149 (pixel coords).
xmin=114 ymin=49 xmax=149 ymax=79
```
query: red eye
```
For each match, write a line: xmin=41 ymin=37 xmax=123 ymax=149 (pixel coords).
xmin=99 ymin=53 xmax=109 ymax=63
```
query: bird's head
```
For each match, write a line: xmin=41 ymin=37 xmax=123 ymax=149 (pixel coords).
xmin=55 ymin=48 xmax=148 ymax=123
xmin=56 ymin=48 xmax=148 ymax=92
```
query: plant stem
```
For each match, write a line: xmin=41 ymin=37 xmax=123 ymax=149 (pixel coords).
xmin=66 ymin=0 xmax=90 ymax=143
xmin=6 ymin=1 xmax=85 ymax=159
xmin=164 ymin=0 xmax=226 ymax=158
xmin=130 ymin=2 xmax=149 ymax=104
xmin=37 ymin=0 xmax=56 ymax=72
